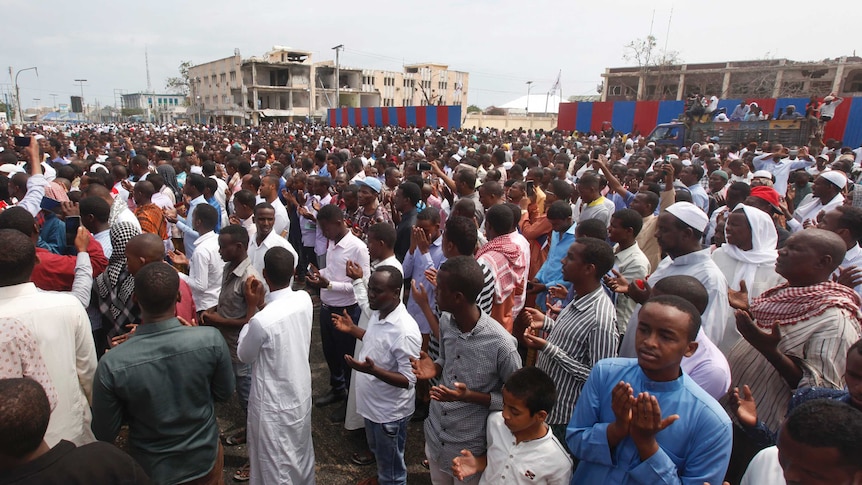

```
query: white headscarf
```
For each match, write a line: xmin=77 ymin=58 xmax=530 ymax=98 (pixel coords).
xmin=722 ymin=204 xmax=778 ymax=290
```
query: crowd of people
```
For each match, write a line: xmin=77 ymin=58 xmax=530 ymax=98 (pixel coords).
xmin=1 ymin=119 xmax=861 ymax=485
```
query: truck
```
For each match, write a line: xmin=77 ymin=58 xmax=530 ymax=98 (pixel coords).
xmin=647 ymin=119 xmax=813 ymax=148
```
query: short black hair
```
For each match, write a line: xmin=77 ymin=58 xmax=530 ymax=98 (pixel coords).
xmin=263 ymin=247 xmax=295 ymax=287
xmin=201 ymin=160 xmax=216 ymax=177
xmin=727 ymin=181 xmax=752 ymax=199
xmin=835 ymin=205 xmax=862 ymax=243
xmin=186 ymin=173 xmax=207 ymax=194
xmin=0 ymin=229 xmax=36 ymax=286
xmin=204 ymin=177 xmax=218 ymax=195
xmin=784 ymin=399 xmax=862 ymax=468
xmin=456 ymin=169 xmax=477 ymax=189
xmin=399 ymin=181 xmax=422 ymax=206
xmin=576 ymin=237 xmax=615 ymax=279
xmin=576 ymin=218 xmax=608 ymax=240
xmin=367 ymin=222 xmax=396 ymax=249
xmin=253 ymin=202 xmax=275 ymax=216
xmin=547 ymin=200 xmax=573 ymax=221
xmin=317 ymin=204 xmax=344 ymax=223
xmin=0 ymin=378 xmax=51 ymax=458
xmin=0 ymin=206 xmax=36 ymax=237
xmin=134 ymin=262 xmax=179 ymax=315
xmin=480 ymin=181 xmax=504 ymax=198
xmin=444 ymin=216 xmax=478 ymax=255
xmin=374 ymin=265 xmax=404 ymax=292
xmin=219 ymin=223 xmax=249 ymax=247
xmin=612 ymin=209 xmax=644 ymax=237
xmin=438 ymin=255 xmax=484 ymax=302
xmin=503 ymin=367 xmax=557 ymax=416
xmin=644 ymin=294 xmax=701 ymax=341
xmin=578 ymin=172 xmax=601 ymax=189
xmin=193 ymin=203 xmax=218 ymax=232
xmin=548 ymin=179 xmax=573 ymax=201
xmin=234 ymin=189 xmax=257 ymax=209
xmin=652 ymin=275 xmax=708 ymax=315
xmin=485 ymin=204 xmax=514 ymax=236
xmin=417 ymin=206 xmax=441 ymax=224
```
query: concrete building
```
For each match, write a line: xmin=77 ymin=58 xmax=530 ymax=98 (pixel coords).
xmin=601 ymin=56 xmax=862 ymax=102
xmin=121 ymin=92 xmax=187 ymax=123
xmin=189 ymin=46 xmax=469 ymax=125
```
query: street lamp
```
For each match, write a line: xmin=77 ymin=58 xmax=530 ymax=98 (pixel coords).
xmin=13 ymin=66 xmax=38 ymax=124
xmin=525 ymin=81 xmax=533 ymax=115
xmin=50 ymin=93 xmax=57 ymax=111
xmin=332 ymin=44 xmax=344 ymax=108
xmin=74 ymin=79 xmax=87 ymax=120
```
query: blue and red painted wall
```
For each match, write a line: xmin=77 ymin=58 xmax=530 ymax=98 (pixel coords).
xmin=557 ymin=97 xmax=862 ymax=147
xmin=327 ymin=105 xmax=462 ymax=130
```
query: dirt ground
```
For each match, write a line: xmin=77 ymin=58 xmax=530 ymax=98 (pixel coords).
xmin=215 ymin=284 xmax=433 ymax=484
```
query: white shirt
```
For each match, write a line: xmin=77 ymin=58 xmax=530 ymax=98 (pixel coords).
xmin=680 ymin=331 xmax=732 ymax=401
xmin=320 ymin=232 xmax=370 ymax=307
xmin=269 ymin=199 xmax=290 ymax=237
xmin=355 ymin=303 xmax=422 ymax=424
xmin=237 ymin=286 xmax=315 ymax=484
xmin=93 ymin=229 xmax=113 ymax=259
xmin=837 ymin=243 xmax=862 ymax=297
xmin=115 ymin=207 xmax=143 ymax=232
xmin=480 ymin=412 xmax=572 ymax=485
xmin=740 ymin=446 xmax=784 ymax=485
xmin=186 ymin=231 xmax=225 ymax=311
xmin=790 ymin=193 xmax=844 ymax=232
xmin=613 ymin=243 xmax=651 ymax=334
xmin=210 ymin=175 xmax=230 ymax=228
xmin=0 ymin=283 xmax=97 ymax=447
xmin=248 ymin=230 xmax=299 ymax=292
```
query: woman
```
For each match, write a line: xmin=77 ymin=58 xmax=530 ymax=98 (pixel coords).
xmin=94 ymin=222 xmax=142 ymax=352
xmin=712 ymin=204 xmax=785 ymax=351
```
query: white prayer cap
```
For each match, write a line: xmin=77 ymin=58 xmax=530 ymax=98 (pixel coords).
xmin=0 ymin=163 xmax=24 ymax=175
xmin=752 ymin=170 xmax=773 ymax=180
xmin=820 ymin=170 xmax=847 ymax=189
xmin=89 ymin=163 xmax=108 ymax=173
xmin=665 ymin=202 xmax=709 ymax=232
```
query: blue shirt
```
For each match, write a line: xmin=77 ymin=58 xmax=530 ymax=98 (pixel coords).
xmin=177 ymin=195 xmax=206 ymax=258
xmin=206 ymin=197 xmax=222 ymax=233
xmin=687 ymin=183 xmax=710 ymax=214
xmin=403 ymin=237 xmax=446 ymax=334
xmin=567 ymin=358 xmax=732 ymax=485
xmin=534 ymin=223 xmax=576 ymax=311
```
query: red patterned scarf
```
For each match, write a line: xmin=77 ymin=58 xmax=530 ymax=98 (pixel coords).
xmin=750 ymin=281 xmax=862 ymax=329
xmin=476 ymin=232 xmax=526 ymax=300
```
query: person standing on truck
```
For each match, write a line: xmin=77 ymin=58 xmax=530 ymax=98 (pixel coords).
xmin=753 ymin=145 xmax=815 ymax=197
xmin=730 ymin=101 xmax=750 ymax=121
xmin=819 ymin=93 xmax=843 ymax=123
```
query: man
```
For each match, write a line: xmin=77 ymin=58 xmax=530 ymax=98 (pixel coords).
xmin=411 ymin=256 xmax=521 ymax=484
xmin=82 ymin=183 xmax=142 ymax=233
xmin=237 ymin=247 xmax=315 ymax=484
xmin=0 ymin=378 xmax=151 ymax=485
xmin=523 ymin=237 xmax=618 ymax=448
xmin=753 ymin=145 xmax=814 ymax=197
xmin=79 ymin=196 xmax=114 ymax=258
xmin=167 ymin=204 xmax=223 ymax=314
xmin=629 ymin=190 xmax=662 ymax=270
xmin=607 ymin=209 xmax=651 ymax=331
xmin=567 ymin=295 xmax=732 ymax=484
xmin=404 ymin=207 xmax=446 ymax=344
xmin=133 ymin=181 xmax=167 ymax=242
xmin=247 ymin=203 xmax=298 ymax=292
xmin=818 ymin=205 xmax=862 ymax=297
xmin=259 ymin=175 xmax=289 ymax=236
xmin=92 ymin=262 xmax=234 ymax=484
xmin=679 ymin=165 xmax=709 ymax=214
xmin=393 ymin=181 xmax=421 ymax=262
xmin=740 ymin=400 xmax=862 ymax=485
xmin=789 ymin=171 xmax=845 ymax=231
xmin=202 ymin=160 xmax=229 ymax=228
xmin=306 ymin=204 xmax=370 ymax=407
xmin=0 ymin=207 xmax=108 ymax=292
xmin=352 ymin=177 xmax=392 ymax=238
xmin=576 ymin=173 xmax=615 ymax=225
xmin=230 ymin=189 xmax=258 ymax=239
xmin=0 ymin=229 xmax=97 ymax=447
xmin=723 ymin=229 xmax=861 ymax=431
xmin=476 ymin=204 xmax=528 ymax=333
xmin=332 ymin=267 xmax=422 ymax=485
xmin=618 ymin=202 xmax=729 ymax=354
xmin=530 ymin=201 xmax=576 ymax=312
xmin=166 ymin=173 xmax=207 ymax=257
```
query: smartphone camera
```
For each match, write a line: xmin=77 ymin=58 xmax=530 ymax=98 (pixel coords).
xmin=14 ymin=136 xmax=31 ymax=147
xmin=418 ymin=162 xmax=432 ymax=172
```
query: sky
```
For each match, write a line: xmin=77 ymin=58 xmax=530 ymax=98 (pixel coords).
xmin=4 ymin=0 xmax=859 ymax=111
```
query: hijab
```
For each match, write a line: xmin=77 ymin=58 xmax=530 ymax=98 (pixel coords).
xmin=156 ymin=164 xmax=182 ymax=201
xmin=722 ymin=204 xmax=778 ymax=291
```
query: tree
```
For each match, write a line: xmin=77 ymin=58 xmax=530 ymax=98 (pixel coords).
xmin=622 ymin=35 xmax=683 ymax=101
xmin=484 ymin=106 xmax=506 ymax=116
xmin=165 ymin=61 xmax=193 ymax=95
xmin=466 ymin=105 xmax=482 ymax=114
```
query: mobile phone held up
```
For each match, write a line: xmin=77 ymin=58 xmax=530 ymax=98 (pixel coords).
xmin=14 ymin=136 xmax=31 ymax=147
xmin=418 ymin=162 xmax=432 ymax=172
xmin=526 ymin=180 xmax=535 ymax=197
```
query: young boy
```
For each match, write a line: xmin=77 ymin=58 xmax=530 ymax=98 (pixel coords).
xmin=452 ymin=366 xmax=573 ymax=484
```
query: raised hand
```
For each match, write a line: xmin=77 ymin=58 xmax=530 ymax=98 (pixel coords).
xmin=345 ymin=260 xmax=363 ymax=281
xmin=331 ymin=309 xmax=355 ymax=334
xmin=167 ymin=249 xmax=189 ymax=267
xmin=727 ymin=280 xmax=750 ymax=311
xmin=610 ymin=381 xmax=635 ymax=433
xmin=735 ymin=310 xmax=781 ymax=354
xmin=548 ymin=284 xmax=568 ymax=300
xmin=410 ymin=351 xmax=438 ymax=380
xmin=424 ymin=268 xmax=438 ymax=288
xmin=345 ymin=355 xmax=375 ymax=374
xmin=452 ymin=449 xmax=480 ymax=481
xmin=430 ymin=382 xmax=469 ymax=402
xmin=604 ymin=269 xmax=630 ymax=295
xmin=74 ymin=226 xmax=91 ymax=254
xmin=834 ymin=265 xmax=862 ymax=290
xmin=629 ymin=392 xmax=678 ymax=455
xmin=244 ymin=276 xmax=265 ymax=309
xmin=729 ymin=385 xmax=758 ymax=428
xmin=522 ymin=327 xmax=548 ymax=350
xmin=411 ymin=280 xmax=431 ymax=310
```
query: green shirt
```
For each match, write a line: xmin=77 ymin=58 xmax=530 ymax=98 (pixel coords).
xmin=92 ymin=318 xmax=235 ymax=484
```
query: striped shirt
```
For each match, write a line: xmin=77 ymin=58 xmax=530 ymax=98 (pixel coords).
xmin=721 ymin=306 xmax=860 ymax=430
xmin=425 ymin=311 xmax=521 ymax=478
xmin=536 ymin=285 xmax=618 ymax=425
xmin=477 ymin=259 xmax=495 ymax=315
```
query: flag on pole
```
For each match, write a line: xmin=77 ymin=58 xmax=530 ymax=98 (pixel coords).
xmin=549 ymin=70 xmax=561 ymax=93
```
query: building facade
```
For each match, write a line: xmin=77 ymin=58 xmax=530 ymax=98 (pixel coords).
xmin=121 ymin=92 xmax=187 ymax=123
xmin=602 ymin=56 xmax=862 ymax=102
xmin=189 ymin=46 xmax=469 ymax=125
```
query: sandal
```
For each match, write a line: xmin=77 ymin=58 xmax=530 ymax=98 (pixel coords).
xmin=421 ymin=459 xmax=430 ymax=470
xmin=233 ymin=462 xmax=250 ymax=482
xmin=223 ymin=428 xmax=247 ymax=446
xmin=351 ymin=450 xmax=376 ymax=466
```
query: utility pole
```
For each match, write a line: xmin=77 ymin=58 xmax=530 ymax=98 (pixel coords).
xmin=14 ymin=66 xmax=38 ymax=124
xmin=50 ymin=93 xmax=57 ymax=111
xmin=332 ymin=44 xmax=343 ymax=108
xmin=525 ymin=81 xmax=533 ymax=115
xmin=74 ymin=78 xmax=87 ymax=120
